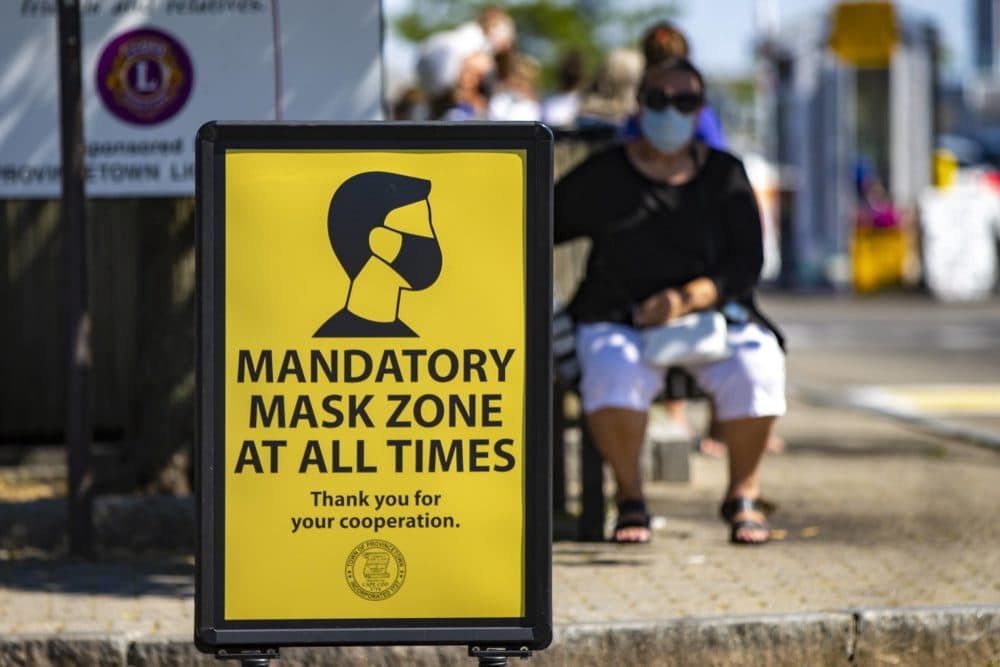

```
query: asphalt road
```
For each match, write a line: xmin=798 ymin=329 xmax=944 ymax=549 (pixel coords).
xmin=762 ymin=292 xmax=1000 ymax=441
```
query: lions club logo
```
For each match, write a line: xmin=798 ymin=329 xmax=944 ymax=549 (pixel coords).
xmin=95 ymin=27 xmax=193 ymax=126
xmin=345 ymin=539 xmax=406 ymax=601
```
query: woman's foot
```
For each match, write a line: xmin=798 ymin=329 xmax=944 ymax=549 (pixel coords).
xmin=719 ymin=496 xmax=770 ymax=545
xmin=694 ymin=435 xmax=727 ymax=458
xmin=696 ymin=434 xmax=785 ymax=457
xmin=765 ymin=434 xmax=786 ymax=453
xmin=612 ymin=498 xmax=652 ymax=544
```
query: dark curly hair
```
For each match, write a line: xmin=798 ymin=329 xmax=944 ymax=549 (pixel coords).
xmin=640 ymin=21 xmax=690 ymax=69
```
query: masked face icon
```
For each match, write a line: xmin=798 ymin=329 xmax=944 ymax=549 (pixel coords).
xmin=375 ymin=199 xmax=442 ymax=291
xmin=315 ymin=172 xmax=442 ymax=338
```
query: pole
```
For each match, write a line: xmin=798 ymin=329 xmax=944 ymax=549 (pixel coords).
xmin=58 ymin=0 xmax=94 ymax=558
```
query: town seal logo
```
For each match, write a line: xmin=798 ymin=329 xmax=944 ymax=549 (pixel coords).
xmin=345 ymin=539 xmax=407 ymax=601
xmin=315 ymin=171 xmax=442 ymax=338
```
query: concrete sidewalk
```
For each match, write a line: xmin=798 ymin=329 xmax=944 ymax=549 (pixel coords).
xmin=2 ymin=294 xmax=1000 ymax=665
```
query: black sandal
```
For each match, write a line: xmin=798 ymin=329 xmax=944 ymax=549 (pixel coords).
xmin=719 ymin=497 xmax=770 ymax=546
xmin=612 ymin=498 xmax=652 ymax=544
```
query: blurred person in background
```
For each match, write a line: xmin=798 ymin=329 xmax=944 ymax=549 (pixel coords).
xmin=416 ymin=22 xmax=497 ymax=120
xmin=477 ymin=6 xmax=545 ymax=120
xmin=855 ymin=162 xmax=900 ymax=230
xmin=541 ymin=50 xmax=586 ymax=128
xmin=477 ymin=5 xmax=517 ymax=58
xmin=488 ymin=52 xmax=542 ymax=121
xmin=576 ymin=47 xmax=644 ymax=131
xmin=414 ymin=6 xmax=520 ymax=121
xmin=391 ymin=86 xmax=426 ymax=121
xmin=555 ymin=57 xmax=785 ymax=546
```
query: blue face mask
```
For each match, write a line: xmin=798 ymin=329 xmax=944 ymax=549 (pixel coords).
xmin=640 ymin=106 xmax=697 ymax=155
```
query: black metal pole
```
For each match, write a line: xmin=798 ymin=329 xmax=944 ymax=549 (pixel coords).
xmin=58 ymin=0 xmax=94 ymax=558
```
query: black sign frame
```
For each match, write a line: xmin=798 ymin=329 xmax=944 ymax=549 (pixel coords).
xmin=194 ymin=122 xmax=552 ymax=653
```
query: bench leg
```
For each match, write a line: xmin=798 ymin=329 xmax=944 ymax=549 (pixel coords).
xmin=552 ymin=385 xmax=567 ymax=516
xmin=578 ymin=419 xmax=606 ymax=542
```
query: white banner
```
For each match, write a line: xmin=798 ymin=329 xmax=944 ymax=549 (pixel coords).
xmin=0 ymin=0 xmax=384 ymax=198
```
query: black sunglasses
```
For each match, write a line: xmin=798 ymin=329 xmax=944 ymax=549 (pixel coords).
xmin=641 ymin=89 xmax=703 ymax=114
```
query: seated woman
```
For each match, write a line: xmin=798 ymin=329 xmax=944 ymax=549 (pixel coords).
xmin=554 ymin=57 xmax=785 ymax=545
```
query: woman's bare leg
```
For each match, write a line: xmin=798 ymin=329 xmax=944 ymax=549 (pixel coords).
xmin=715 ymin=415 xmax=777 ymax=543
xmin=696 ymin=401 xmax=727 ymax=458
xmin=585 ymin=406 xmax=649 ymax=542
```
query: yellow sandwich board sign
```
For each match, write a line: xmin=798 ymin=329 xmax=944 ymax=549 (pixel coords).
xmin=195 ymin=123 xmax=553 ymax=656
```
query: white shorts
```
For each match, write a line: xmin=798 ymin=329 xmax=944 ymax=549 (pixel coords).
xmin=575 ymin=320 xmax=786 ymax=421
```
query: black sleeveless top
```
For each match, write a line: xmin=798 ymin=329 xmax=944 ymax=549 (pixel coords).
xmin=554 ymin=144 xmax=780 ymax=344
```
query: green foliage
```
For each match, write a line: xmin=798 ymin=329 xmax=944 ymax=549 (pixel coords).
xmin=392 ymin=0 xmax=678 ymax=92
xmin=394 ymin=13 xmax=441 ymax=43
xmin=719 ymin=78 xmax=756 ymax=105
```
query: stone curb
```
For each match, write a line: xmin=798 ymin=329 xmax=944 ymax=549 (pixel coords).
xmin=2 ymin=606 xmax=998 ymax=667
xmin=853 ymin=605 xmax=1000 ymax=667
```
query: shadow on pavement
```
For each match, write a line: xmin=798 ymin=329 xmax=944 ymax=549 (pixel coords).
xmin=785 ymin=437 xmax=949 ymax=458
xmin=0 ymin=556 xmax=194 ymax=597
xmin=0 ymin=495 xmax=194 ymax=555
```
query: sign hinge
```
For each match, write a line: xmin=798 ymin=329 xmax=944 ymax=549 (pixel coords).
xmin=469 ymin=645 xmax=532 ymax=664
xmin=215 ymin=647 xmax=280 ymax=665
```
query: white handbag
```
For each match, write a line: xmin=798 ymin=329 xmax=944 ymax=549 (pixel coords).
xmin=640 ymin=310 xmax=731 ymax=367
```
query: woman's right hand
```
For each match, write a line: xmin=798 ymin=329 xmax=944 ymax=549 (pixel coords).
xmin=634 ymin=288 xmax=689 ymax=327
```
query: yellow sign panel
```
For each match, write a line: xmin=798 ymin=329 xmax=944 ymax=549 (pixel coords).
xmin=223 ymin=149 xmax=527 ymax=620
xmin=829 ymin=1 xmax=898 ymax=67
